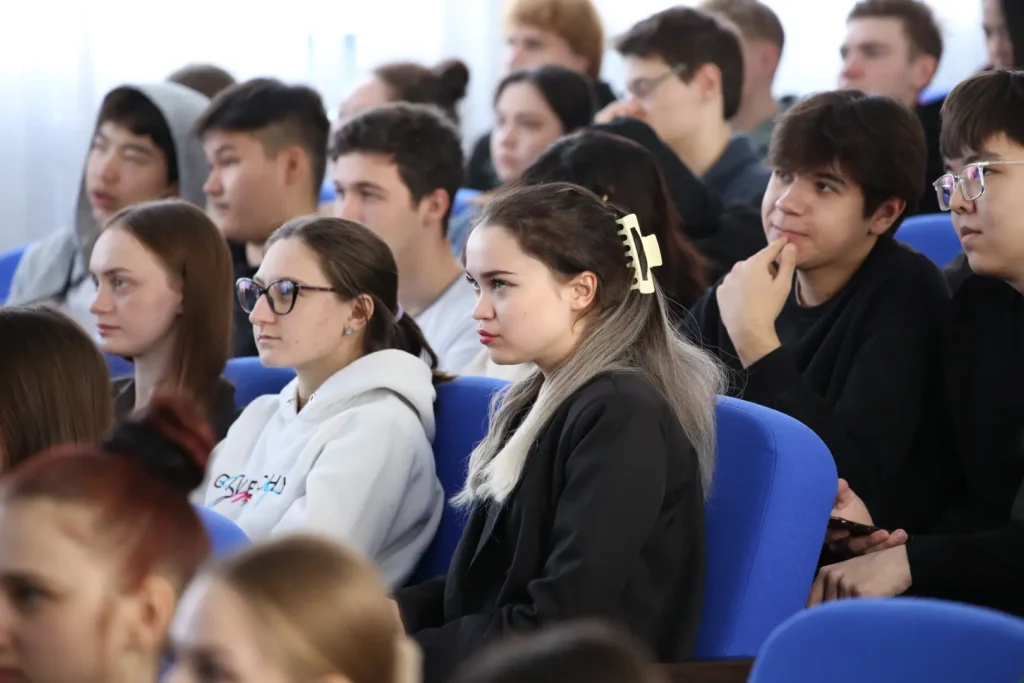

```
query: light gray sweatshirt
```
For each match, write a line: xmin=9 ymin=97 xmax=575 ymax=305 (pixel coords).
xmin=6 ymin=83 xmax=210 ymax=337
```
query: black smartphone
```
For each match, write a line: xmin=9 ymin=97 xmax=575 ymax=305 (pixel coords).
xmin=828 ymin=516 xmax=882 ymax=537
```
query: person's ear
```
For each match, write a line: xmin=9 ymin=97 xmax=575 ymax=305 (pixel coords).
xmin=567 ymin=271 xmax=598 ymax=313
xmin=756 ymin=41 xmax=782 ymax=76
xmin=868 ymin=197 xmax=906 ymax=237
xmin=281 ymin=145 xmax=310 ymax=189
xmin=910 ymin=54 xmax=939 ymax=94
xmin=348 ymin=294 xmax=375 ymax=332
xmin=418 ymin=188 xmax=451 ymax=233
xmin=694 ymin=63 xmax=724 ymax=107
xmin=121 ymin=574 xmax=178 ymax=656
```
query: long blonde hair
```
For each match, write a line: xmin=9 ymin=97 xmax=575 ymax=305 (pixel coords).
xmin=455 ymin=183 xmax=725 ymax=507
xmin=205 ymin=536 xmax=417 ymax=683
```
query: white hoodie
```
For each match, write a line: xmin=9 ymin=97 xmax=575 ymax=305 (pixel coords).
xmin=203 ymin=350 xmax=444 ymax=588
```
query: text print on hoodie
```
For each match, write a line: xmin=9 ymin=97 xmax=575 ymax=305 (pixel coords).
xmin=6 ymin=83 xmax=210 ymax=338
xmin=203 ymin=349 xmax=445 ymax=588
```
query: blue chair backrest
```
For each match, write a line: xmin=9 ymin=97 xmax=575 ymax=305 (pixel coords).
xmin=195 ymin=506 xmax=250 ymax=557
xmin=409 ymin=376 xmax=510 ymax=583
xmin=695 ymin=397 xmax=837 ymax=659
xmin=0 ymin=245 xmax=26 ymax=304
xmin=223 ymin=357 xmax=296 ymax=409
xmin=748 ymin=598 xmax=1024 ymax=683
xmin=105 ymin=353 xmax=134 ymax=378
xmin=896 ymin=213 xmax=961 ymax=267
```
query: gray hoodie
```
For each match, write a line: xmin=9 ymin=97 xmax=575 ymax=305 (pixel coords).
xmin=6 ymin=83 xmax=211 ymax=337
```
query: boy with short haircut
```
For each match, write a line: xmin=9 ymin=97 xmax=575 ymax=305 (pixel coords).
xmin=609 ymin=6 xmax=770 ymax=209
xmin=194 ymin=78 xmax=330 ymax=358
xmin=7 ymin=83 xmax=210 ymax=337
xmin=331 ymin=103 xmax=478 ymax=373
xmin=811 ymin=70 xmax=1024 ymax=616
xmin=688 ymin=90 xmax=949 ymax=517
xmin=700 ymin=0 xmax=795 ymax=159
xmin=839 ymin=0 xmax=945 ymax=213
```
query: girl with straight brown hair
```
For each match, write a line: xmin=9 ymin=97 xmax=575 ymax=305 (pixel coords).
xmin=0 ymin=306 xmax=114 ymax=470
xmin=170 ymin=535 xmax=420 ymax=683
xmin=89 ymin=198 xmax=238 ymax=438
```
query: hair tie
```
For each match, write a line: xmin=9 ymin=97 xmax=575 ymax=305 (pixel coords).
xmin=395 ymin=304 xmax=405 ymax=323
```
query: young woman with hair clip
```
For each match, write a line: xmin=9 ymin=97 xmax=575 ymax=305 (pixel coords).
xmin=202 ymin=216 xmax=445 ymax=588
xmin=170 ymin=535 xmax=420 ymax=683
xmin=89 ymin=199 xmax=237 ymax=439
xmin=0 ymin=306 xmax=114 ymax=471
xmin=397 ymin=183 xmax=725 ymax=683
xmin=0 ymin=395 xmax=212 ymax=683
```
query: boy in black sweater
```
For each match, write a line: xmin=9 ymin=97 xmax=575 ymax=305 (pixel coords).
xmin=811 ymin=70 xmax=1024 ymax=615
xmin=687 ymin=90 xmax=950 ymax=517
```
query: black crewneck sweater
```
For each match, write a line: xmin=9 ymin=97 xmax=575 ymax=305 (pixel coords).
xmin=687 ymin=238 xmax=950 ymax=514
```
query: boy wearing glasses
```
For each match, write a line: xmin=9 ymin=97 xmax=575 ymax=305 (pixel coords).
xmin=687 ymin=90 xmax=949 ymax=521
xmin=195 ymin=79 xmax=330 ymax=358
xmin=602 ymin=7 xmax=770 ymax=209
xmin=809 ymin=70 xmax=1024 ymax=616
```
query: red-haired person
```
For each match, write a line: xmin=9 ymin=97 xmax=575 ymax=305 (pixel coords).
xmin=0 ymin=396 xmax=212 ymax=683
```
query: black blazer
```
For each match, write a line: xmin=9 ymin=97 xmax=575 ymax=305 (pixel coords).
xmin=396 ymin=371 xmax=706 ymax=683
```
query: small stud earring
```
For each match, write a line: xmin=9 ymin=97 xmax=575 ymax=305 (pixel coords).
xmin=343 ymin=327 xmax=353 ymax=336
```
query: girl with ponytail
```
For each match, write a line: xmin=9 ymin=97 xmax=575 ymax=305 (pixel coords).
xmin=0 ymin=396 xmax=211 ymax=683
xmin=204 ymin=216 xmax=445 ymax=588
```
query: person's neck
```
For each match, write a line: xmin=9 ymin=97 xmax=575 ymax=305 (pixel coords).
xmin=245 ymin=197 xmax=320 ymax=268
xmin=294 ymin=346 xmax=363 ymax=410
xmin=730 ymin=87 xmax=778 ymax=134
xmin=396 ymin=236 xmax=464 ymax=315
xmin=667 ymin=117 xmax=733 ymax=177
xmin=132 ymin=336 xmax=177 ymax=412
xmin=794 ymin=239 xmax=877 ymax=307
xmin=112 ymin=651 xmax=159 ymax=683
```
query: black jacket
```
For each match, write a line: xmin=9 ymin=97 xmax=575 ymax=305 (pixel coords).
xmin=396 ymin=371 xmax=706 ymax=683
xmin=113 ymin=376 xmax=239 ymax=441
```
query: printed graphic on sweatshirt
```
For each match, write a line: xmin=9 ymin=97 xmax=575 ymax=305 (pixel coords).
xmin=211 ymin=473 xmax=287 ymax=507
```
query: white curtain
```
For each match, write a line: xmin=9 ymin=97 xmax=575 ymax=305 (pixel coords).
xmin=0 ymin=0 xmax=987 ymax=253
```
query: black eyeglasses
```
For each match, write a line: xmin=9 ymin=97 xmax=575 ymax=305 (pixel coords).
xmin=236 ymin=278 xmax=336 ymax=316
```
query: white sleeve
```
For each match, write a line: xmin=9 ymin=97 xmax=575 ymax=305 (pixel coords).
xmin=439 ymin=319 xmax=483 ymax=374
xmin=272 ymin=408 xmax=421 ymax=559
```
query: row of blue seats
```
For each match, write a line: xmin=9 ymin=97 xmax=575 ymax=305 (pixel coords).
xmin=0 ymin=212 xmax=963 ymax=306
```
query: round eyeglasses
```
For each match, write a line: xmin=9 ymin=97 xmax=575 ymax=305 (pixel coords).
xmin=236 ymin=278 xmax=336 ymax=316
xmin=933 ymin=160 xmax=1024 ymax=211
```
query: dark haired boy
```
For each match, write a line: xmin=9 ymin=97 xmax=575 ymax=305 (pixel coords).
xmin=687 ymin=90 xmax=949 ymax=517
xmin=7 ymin=83 xmax=210 ymax=338
xmin=811 ymin=70 xmax=1024 ymax=616
xmin=195 ymin=78 xmax=330 ymax=357
xmin=331 ymin=103 xmax=477 ymax=373
xmin=607 ymin=6 xmax=770 ymax=209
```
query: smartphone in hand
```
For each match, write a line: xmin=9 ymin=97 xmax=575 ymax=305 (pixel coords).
xmin=828 ymin=516 xmax=882 ymax=537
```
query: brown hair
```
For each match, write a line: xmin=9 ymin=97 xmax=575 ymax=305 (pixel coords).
xmin=503 ymin=0 xmax=606 ymax=80
xmin=105 ymin=199 xmax=234 ymax=410
xmin=267 ymin=216 xmax=448 ymax=382
xmin=205 ymin=536 xmax=404 ymax=683
xmin=519 ymin=130 xmax=709 ymax=312
xmin=331 ymin=103 xmax=464 ymax=234
xmin=768 ymin=90 xmax=927 ymax=234
xmin=374 ymin=59 xmax=470 ymax=124
xmin=701 ymin=0 xmax=785 ymax=51
xmin=0 ymin=395 xmax=211 ymax=591
xmin=167 ymin=63 xmax=237 ymax=100
xmin=847 ymin=0 xmax=943 ymax=61
xmin=454 ymin=621 xmax=665 ymax=683
xmin=940 ymin=69 xmax=1024 ymax=161
xmin=615 ymin=7 xmax=745 ymax=120
xmin=0 ymin=306 xmax=113 ymax=470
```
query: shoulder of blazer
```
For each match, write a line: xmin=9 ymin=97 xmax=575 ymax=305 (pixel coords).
xmin=555 ymin=370 xmax=672 ymax=429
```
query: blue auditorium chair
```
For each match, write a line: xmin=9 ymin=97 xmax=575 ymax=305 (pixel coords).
xmin=896 ymin=213 xmax=962 ymax=267
xmin=748 ymin=598 xmax=1024 ymax=683
xmin=222 ymin=357 xmax=296 ymax=409
xmin=408 ymin=376 xmax=509 ymax=583
xmin=105 ymin=353 xmax=134 ymax=378
xmin=195 ymin=506 xmax=249 ymax=557
xmin=694 ymin=397 xmax=837 ymax=659
xmin=0 ymin=245 xmax=26 ymax=304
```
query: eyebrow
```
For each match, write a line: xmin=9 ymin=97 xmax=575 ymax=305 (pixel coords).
xmin=211 ymin=143 xmax=236 ymax=157
xmin=812 ymin=171 xmax=849 ymax=187
xmin=350 ymin=181 xmax=388 ymax=194
xmin=964 ymin=149 xmax=1001 ymax=165
xmin=99 ymin=267 xmax=132 ymax=277
xmin=480 ymin=269 xmax=517 ymax=279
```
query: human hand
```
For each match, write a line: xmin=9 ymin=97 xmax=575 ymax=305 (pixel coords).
xmin=716 ymin=238 xmax=797 ymax=367
xmin=594 ymin=98 xmax=644 ymax=124
xmin=826 ymin=479 xmax=908 ymax=556
xmin=808 ymin=545 xmax=912 ymax=605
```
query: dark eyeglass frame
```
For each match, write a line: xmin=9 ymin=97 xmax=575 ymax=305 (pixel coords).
xmin=626 ymin=63 xmax=689 ymax=99
xmin=235 ymin=278 xmax=336 ymax=316
xmin=932 ymin=160 xmax=1024 ymax=211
